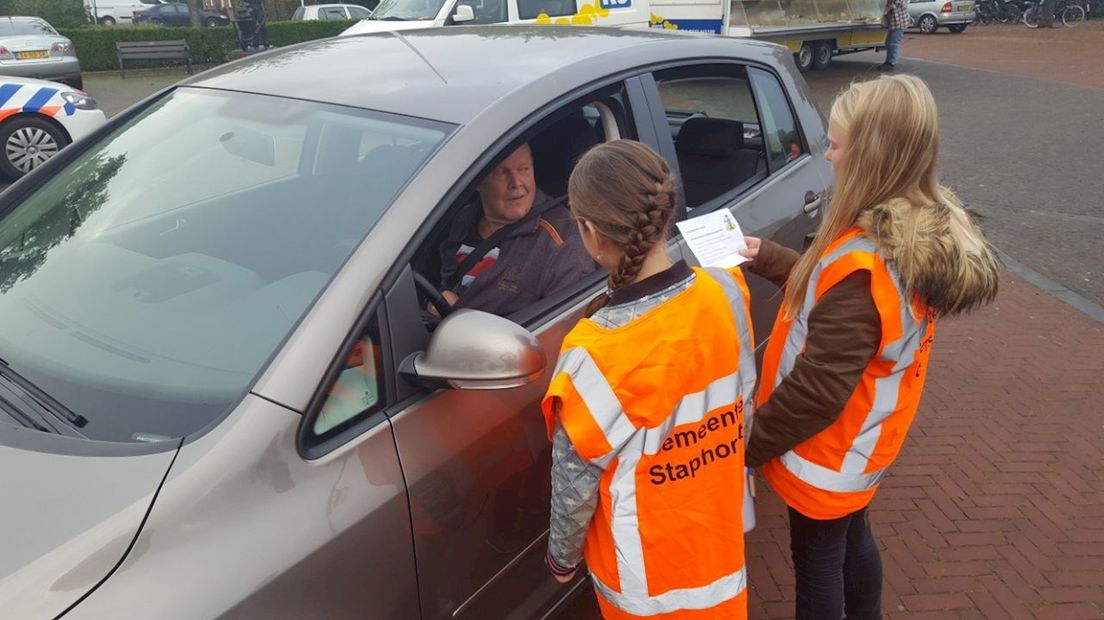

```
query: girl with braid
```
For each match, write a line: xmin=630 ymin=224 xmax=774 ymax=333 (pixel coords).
xmin=542 ymin=140 xmax=758 ymax=619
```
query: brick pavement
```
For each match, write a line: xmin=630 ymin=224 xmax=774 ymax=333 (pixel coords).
xmin=897 ymin=23 xmax=1104 ymax=90
xmin=559 ymin=271 xmax=1104 ymax=619
xmin=748 ymin=270 xmax=1104 ymax=619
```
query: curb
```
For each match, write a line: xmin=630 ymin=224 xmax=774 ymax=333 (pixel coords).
xmin=999 ymin=251 xmax=1104 ymax=325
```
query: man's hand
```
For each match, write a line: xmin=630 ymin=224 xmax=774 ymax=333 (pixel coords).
xmin=428 ymin=290 xmax=460 ymax=318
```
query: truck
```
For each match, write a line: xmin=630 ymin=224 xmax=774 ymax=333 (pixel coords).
xmin=342 ymin=0 xmax=888 ymax=70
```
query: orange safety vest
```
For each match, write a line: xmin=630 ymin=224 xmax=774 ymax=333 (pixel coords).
xmin=758 ymin=229 xmax=936 ymax=521
xmin=542 ymin=267 xmax=756 ymax=620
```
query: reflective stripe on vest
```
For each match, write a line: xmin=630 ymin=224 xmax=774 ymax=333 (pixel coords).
xmin=758 ymin=232 xmax=933 ymax=514
xmin=544 ymin=269 xmax=754 ymax=617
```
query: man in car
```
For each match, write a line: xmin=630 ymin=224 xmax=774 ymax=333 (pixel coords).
xmin=439 ymin=143 xmax=595 ymax=316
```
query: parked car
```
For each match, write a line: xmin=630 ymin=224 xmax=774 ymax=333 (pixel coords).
xmin=0 ymin=17 xmax=83 ymax=89
xmin=292 ymin=2 xmax=376 ymax=20
xmin=133 ymin=3 xmax=231 ymax=26
xmin=85 ymin=0 xmax=167 ymax=26
xmin=0 ymin=77 xmax=106 ymax=179
xmin=0 ymin=27 xmax=828 ymax=618
xmin=908 ymin=0 xmax=976 ymax=32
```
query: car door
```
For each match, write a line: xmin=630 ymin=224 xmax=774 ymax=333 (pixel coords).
xmin=634 ymin=60 xmax=829 ymax=344
xmin=364 ymin=82 xmax=645 ymax=620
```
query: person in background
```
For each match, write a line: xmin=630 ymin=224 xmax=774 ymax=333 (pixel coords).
xmin=881 ymin=0 xmax=910 ymax=71
xmin=542 ymin=140 xmax=757 ymax=619
xmin=741 ymin=74 xmax=1000 ymax=620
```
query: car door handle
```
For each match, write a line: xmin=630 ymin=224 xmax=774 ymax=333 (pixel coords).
xmin=803 ymin=190 xmax=823 ymax=215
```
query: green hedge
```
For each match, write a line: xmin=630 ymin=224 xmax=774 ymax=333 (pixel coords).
xmin=2 ymin=0 xmax=89 ymax=28
xmin=59 ymin=20 xmax=356 ymax=72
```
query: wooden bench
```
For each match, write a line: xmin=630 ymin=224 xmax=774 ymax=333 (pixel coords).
xmin=116 ymin=40 xmax=193 ymax=78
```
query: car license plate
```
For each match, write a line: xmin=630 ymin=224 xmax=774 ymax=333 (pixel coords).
xmin=957 ymin=5 xmax=971 ymax=10
xmin=16 ymin=50 xmax=48 ymax=60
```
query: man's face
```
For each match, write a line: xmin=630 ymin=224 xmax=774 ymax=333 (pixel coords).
xmin=478 ymin=144 xmax=536 ymax=227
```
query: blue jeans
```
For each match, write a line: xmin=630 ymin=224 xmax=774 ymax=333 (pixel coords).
xmin=885 ymin=28 xmax=904 ymax=66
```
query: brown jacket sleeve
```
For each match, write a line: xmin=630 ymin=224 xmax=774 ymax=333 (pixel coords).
xmin=746 ymin=270 xmax=882 ymax=468
xmin=746 ymin=239 xmax=800 ymax=289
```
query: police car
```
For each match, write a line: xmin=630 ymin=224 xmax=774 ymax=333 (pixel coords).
xmin=0 ymin=76 xmax=105 ymax=179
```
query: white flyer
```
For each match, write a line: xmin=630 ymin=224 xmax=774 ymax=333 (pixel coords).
xmin=675 ymin=210 xmax=749 ymax=269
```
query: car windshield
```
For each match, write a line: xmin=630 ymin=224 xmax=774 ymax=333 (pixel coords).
xmin=370 ymin=0 xmax=447 ymax=20
xmin=0 ymin=18 xmax=57 ymax=36
xmin=0 ymin=87 xmax=451 ymax=443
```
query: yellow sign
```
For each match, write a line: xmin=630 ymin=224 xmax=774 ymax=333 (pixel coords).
xmin=17 ymin=50 xmax=49 ymax=60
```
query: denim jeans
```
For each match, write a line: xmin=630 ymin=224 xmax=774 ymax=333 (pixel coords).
xmin=885 ymin=29 xmax=904 ymax=66
xmin=789 ymin=506 xmax=883 ymax=620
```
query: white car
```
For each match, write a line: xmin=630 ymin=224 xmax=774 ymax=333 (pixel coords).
xmin=0 ymin=77 xmax=106 ymax=179
xmin=85 ymin=0 xmax=167 ymax=26
xmin=292 ymin=3 xmax=375 ymax=20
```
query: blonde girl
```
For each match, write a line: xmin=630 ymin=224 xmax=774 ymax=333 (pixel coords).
xmin=742 ymin=74 xmax=1000 ymax=619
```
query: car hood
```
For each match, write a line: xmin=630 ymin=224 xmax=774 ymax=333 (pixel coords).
xmin=0 ymin=75 xmax=78 ymax=92
xmin=340 ymin=18 xmax=431 ymax=35
xmin=0 ymin=435 xmax=179 ymax=617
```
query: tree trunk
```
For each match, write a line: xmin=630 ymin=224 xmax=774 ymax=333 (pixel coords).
xmin=1039 ymin=0 xmax=1056 ymax=25
xmin=188 ymin=0 xmax=202 ymax=26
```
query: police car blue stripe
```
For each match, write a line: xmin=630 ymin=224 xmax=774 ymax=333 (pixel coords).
xmin=23 ymin=87 xmax=58 ymax=114
xmin=63 ymin=102 xmax=76 ymax=116
xmin=0 ymin=83 xmax=22 ymax=109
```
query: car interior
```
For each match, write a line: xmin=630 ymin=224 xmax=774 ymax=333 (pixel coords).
xmin=408 ymin=95 xmax=627 ymax=326
xmin=654 ymin=67 xmax=769 ymax=210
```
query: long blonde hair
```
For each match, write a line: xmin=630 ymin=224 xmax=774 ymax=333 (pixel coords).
xmin=783 ymin=74 xmax=992 ymax=319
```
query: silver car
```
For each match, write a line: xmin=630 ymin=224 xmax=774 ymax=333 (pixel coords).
xmin=0 ymin=16 xmax=82 ymax=89
xmin=908 ymin=0 xmax=977 ymax=32
xmin=0 ymin=27 xmax=829 ymax=618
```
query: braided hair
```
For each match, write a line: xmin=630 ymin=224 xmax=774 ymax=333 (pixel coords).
xmin=567 ymin=140 xmax=678 ymax=317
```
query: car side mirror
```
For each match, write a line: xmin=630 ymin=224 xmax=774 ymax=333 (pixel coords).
xmin=400 ymin=309 xmax=546 ymax=390
xmin=452 ymin=4 xmax=475 ymax=22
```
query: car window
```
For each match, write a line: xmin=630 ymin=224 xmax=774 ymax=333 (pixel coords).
xmin=457 ymin=0 xmax=508 ymax=23
xmin=748 ymin=67 xmax=807 ymax=173
xmin=311 ymin=311 xmax=386 ymax=438
xmin=371 ymin=0 xmax=448 ymax=20
xmin=292 ymin=6 xmax=306 ymax=18
xmin=517 ymin=0 xmax=578 ymax=19
xmin=653 ymin=65 xmax=767 ymax=209
xmin=0 ymin=19 xmax=57 ymax=36
xmin=321 ymin=6 xmax=349 ymax=18
xmin=408 ymin=90 xmax=630 ymax=328
xmin=0 ymin=87 xmax=452 ymax=443
xmin=349 ymin=5 xmax=373 ymax=17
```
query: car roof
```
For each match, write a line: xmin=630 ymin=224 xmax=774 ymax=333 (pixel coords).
xmin=1 ymin=16 xmax=49 ymax=22
xmin=183 ymin=26 xmax=786 ymax=125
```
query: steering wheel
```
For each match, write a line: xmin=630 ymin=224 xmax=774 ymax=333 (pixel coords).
xmin=412 ymin=270 xmax=453 ymax=319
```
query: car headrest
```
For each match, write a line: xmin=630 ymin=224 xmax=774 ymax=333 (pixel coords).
xmin=531 ymin=112 xmax=599 ymax=197
xmin=675 ymin=117 xmax=744 ymax=158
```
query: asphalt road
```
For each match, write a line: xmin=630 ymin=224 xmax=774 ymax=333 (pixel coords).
xmin=799 ymin=39 xmax=1104 ymax=311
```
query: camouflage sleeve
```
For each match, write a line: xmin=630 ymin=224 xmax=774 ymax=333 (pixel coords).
xmin=547 ymin=420 xmax=602 ymax=572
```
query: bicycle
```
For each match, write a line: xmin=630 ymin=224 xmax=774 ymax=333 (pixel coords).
xmin=1023 ymin=0 xmax=1086 ymax=25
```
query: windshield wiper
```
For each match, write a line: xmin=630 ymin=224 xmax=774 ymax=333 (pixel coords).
xmin=376 ymin=16 xmax=409 ymax=20
xmin=0 ymin=358 xmax=86 ymax=436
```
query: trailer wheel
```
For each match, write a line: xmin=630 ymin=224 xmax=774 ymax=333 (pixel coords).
xmin=795 ymin=43 xmax=814 ymax=71
xmin=813 ymin=41 xmax=833 ymax=70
